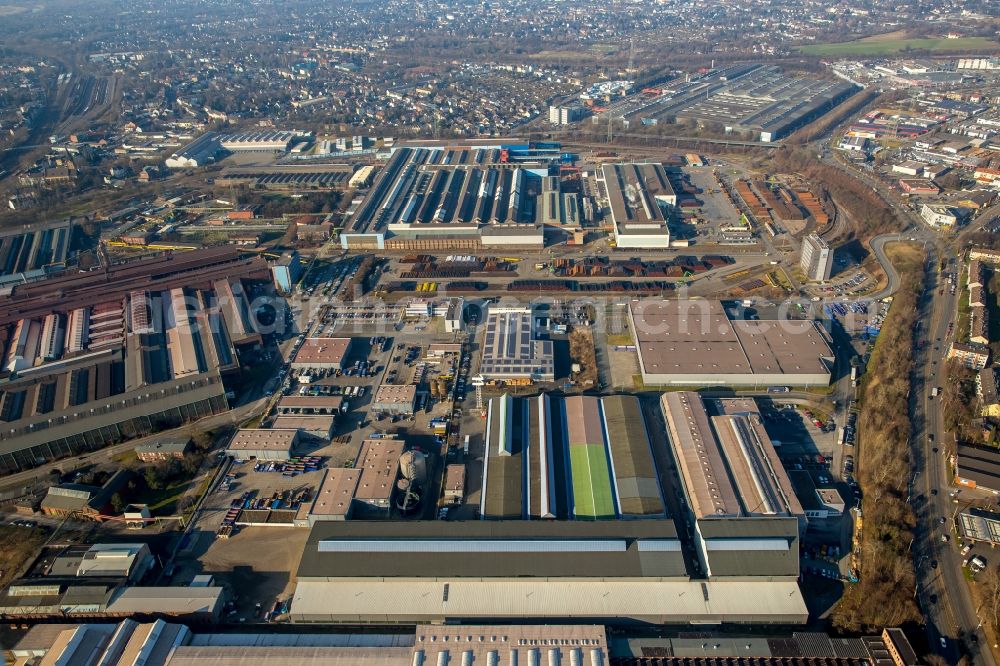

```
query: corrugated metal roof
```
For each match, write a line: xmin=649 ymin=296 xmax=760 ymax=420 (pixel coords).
xmin=602 ymin=395 xmax=666 ymax=517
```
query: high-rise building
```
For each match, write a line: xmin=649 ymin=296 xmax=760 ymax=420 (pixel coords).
xmin=548 ymin=104 xmax=586 ymax=125
xmin=801 ymin=233 xmax=833 ymax=281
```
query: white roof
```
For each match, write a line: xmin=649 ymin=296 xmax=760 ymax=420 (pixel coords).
xmin=291 ymin=580 xmax=807 ymax=623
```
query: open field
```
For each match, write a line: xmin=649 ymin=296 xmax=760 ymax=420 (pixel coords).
xmin=801 ymin=36 xmax=998 ymax=57
xmin=0 ymin=525 xmax=47 ymax=588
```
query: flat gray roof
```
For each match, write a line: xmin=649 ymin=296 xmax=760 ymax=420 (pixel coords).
xmin=297 ymin=520 xmax=685 ymax=580
xmin=290 ymin=579 xmax=807 ymax=625
xmin=630 ymin=300 xmax=833 ymax=379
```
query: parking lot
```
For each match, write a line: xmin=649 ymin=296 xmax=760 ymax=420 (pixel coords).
xmin=757 ymin=401 xmax=857 ymax=585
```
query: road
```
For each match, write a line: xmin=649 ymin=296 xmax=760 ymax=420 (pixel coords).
xmin=818 ymin=140 xmax=992 ymax=664
xmin=910 ymin=251 xmax=994 ymax=665
xmin=868 ymin=233 xmax=911 ymax=300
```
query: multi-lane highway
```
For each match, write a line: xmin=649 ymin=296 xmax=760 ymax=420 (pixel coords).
xmin=910 ymin=249 xmax=995 ymax=665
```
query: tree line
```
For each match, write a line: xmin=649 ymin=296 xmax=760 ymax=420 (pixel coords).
xmin=833 ymin=245 xmax=924 ymax=631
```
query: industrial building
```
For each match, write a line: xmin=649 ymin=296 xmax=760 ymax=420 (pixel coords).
xmin=352 ymin=436 xmax=403 ymax=512
xmin=599 ymin=163 xmax=675 ymax=249
xmin=622 ymin=64 xmax=859 ymax=142
xmin=217 ymin=130 xmax=311 ymax=152
xmin=10 ymin=620 xmax=611 ymax=666
xmin=290 ymin=337 xmax=353 ymax=370
xmin=801 ymin=234 xmax=833 ymax=282
xmin=302 ymin=435 xmax=404 ymax=524
xmin=215 ymin=163 xmax=354 ymax=191
xmin=165 ymin=132 xmax=222 ymax=168
xmin=9 ymin=619 xmax=920 ymax=666
xmin=340 ymin=143 xmax=569 ymax=250
xmin=479 ymin=307 xmax=555 ymax=381
xmin=40 ymin=470 xmax=132 ymax=520
xmin=661 ymin=392 xmax=803 ymax=578
xmin=0 ymin=247 xmax=271 ymax=473
xmin=0 ymin=540 xmax=224 ymax=622
xmin=291 ymin=520 xmax=807 ymax=624
xmin=0 ymin=219 xmax=73 ymax=286
xmin=226 ymin=429 xmax=300 ymax=461
xmin=270 ymin=414 xmax=336 ymax=440
xmin=0 ymin=584 xmax=225 ymax=622
xmin=276 ymin=395 xmax=344 ymax=416
xmin=628 ymin=299 xmax=834 ymax=387
xmin=371 ymin=383 xmax=418 ymax=415
xmin=955 ymin=444 xmax=1000 ymax=492
xmin=481 ymin=394 xmax=665 ymax=520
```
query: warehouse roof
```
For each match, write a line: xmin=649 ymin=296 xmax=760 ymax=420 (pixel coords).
xmin=957 ymin=444 xmax=1000 ymax=490
xmin=601 ymin=163 xmax=674 ymax=228
xmin=711 ymin=413 xmax=803 ymax=518
xmin=630 ymin=300 xmax=833 ymax=379
xmin=662 ymin=392 xmax=802 ymax=523
xmin=292 ymin=338 xmax=352 ymax=367
xmin=372 ymin=384 xmax=417 ymax=405
xmin=696 ymin=517 xmax=800 ymax=578
xmin=661 ymin=392 xmax=742 ymax=518
xmin=271 ymin=415 xmax=335 ymax=434
xmin=310 ymin=468 xmax=362 ymax=518
xmin=354 ymin=438 xmax=403 ymax=502
xmin=105 ymin=586 xmax=223 ymax=616
xmin=227 ymin=429 xmax=298 ymax=453
xmin=565 ymin=396 xmax=616 ymax=519
xmin=277 ymin=395 xmax=345 ymax=410
xmin=482 ymin=394 xmax=523 ymax=519
xmin=290 ymin=579 xmax=807 ymax=624
xmin=601 ymin=395 xmax=665 ymax=517
xmin=297 ymin=520 xmax=685 ymax=580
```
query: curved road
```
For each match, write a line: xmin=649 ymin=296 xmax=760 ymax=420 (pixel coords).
xmin=868 ymin=233 xmax=910 ymax=300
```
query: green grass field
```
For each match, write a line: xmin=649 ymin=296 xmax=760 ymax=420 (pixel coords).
xmin=801 ymin=36 xmax=997 ymax=57
xmin=570 ymin=445 xmax=616 ymax=519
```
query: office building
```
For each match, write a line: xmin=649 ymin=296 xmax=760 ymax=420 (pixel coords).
xmin=800 ymin=234 xmax=833 ymax=282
